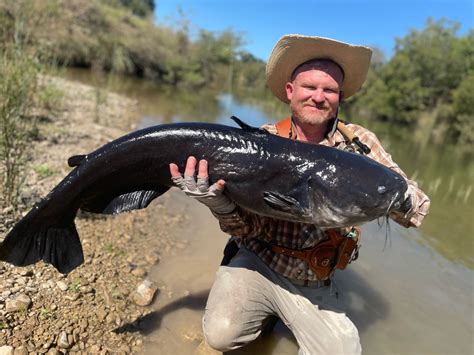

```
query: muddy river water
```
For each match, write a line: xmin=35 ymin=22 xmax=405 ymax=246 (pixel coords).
xmin=63 ymin=70 xmax=473 ymax=354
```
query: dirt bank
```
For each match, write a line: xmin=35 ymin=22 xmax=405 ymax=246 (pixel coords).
xmin=0 ymin=76 xmax=191 ymax=354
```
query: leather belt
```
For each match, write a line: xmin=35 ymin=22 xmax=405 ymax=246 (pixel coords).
xmin=287 ymin=278 xmax=331 ymax=288
xmin=256 ymin=227 xmax=360 ymax=281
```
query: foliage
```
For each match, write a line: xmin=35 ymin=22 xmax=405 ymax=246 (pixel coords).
xmin=0 ymin=2 xmax=470 ymax=146
xmin=347 ymin=19 xmax=474 ymax=145
xmin=109 ymin=0 xmax=155 ymax=17
xmin=33 ymin=164 xmax=54 ymax=179
xmin=0 ymin=49 xmax=39 ymax=209
xmin=37 ymin=81 xmax=64 ymax=112
xmin=0 ymin=0 xmax=247 ymax=91
xmin=0 ymin=1 xmax=68 ymax=208
xmin=451 ymin=73 xmax=474 ymax=144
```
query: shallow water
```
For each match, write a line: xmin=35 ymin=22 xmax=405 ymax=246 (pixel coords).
xmin=62 ymin=69 xmax=473 ymax=354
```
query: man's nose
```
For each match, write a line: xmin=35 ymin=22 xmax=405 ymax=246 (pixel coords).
xmin=312 ymin=89 xmax=325 ymax=103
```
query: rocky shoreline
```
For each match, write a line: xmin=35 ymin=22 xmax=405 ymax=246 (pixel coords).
xmin=0 ymin=76 xmax=186 ymax=354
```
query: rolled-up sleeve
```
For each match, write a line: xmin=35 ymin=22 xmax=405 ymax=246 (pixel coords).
xmin=211 ymin=206 xmax=267 ymax=238
xmin=355 ymin=127 xmax=430 ymax=228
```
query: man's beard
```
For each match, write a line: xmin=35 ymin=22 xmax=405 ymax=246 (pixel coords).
xmin=291 ymin=103 xmax=335 ymax=125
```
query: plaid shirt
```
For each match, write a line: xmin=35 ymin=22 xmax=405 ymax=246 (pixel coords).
xmin=213 ymin=120 xmax=430 ymax=282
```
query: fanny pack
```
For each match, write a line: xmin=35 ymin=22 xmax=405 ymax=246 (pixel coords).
xmin=258 ymin=227 xmax=360 ymax=280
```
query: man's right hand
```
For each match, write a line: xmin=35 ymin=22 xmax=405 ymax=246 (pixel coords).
xmin=169 ymin=156 xmax=236 ymax=215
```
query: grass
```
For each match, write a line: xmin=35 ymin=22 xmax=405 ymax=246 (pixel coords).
xmin=0 ymin=49 xmax=39 ymax=209
xmin=33 ymin=164 xmax=54 ymax=178
xmin=68 ymin=280 xmax=81 ymax=293
xmin=103 ymin=242 xmax=126 ymax=256
xmin=39 ymin=306 xmax=56 ymax=319
xmin=37 ymin=81 xmax=64 ymax=112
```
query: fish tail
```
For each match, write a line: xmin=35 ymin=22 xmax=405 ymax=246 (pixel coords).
xmin=0 ymin=211 xmax=84 ymax=274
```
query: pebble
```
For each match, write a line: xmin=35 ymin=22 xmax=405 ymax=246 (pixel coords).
xmin=56 ymin=281 xmax=68 ymax=291
xmin=0 ymin=346 xmax=13 ymax=355
xmin=57 ymin=331 xmax=71 ymax=349
xmin=15 ymin=278 xmax=26 ymax=286
xmin=41 ymin=280 xmax=55 ymax=289
xmin=96 ymin=308 xmax=108 ymax=322
xmin=131 ymin=267 xmax=146 ymax=278
xmin=89 ymin=345 xmax=101 ymax=353
xmin=2 ymin=206 xmax=13 ymax=214
xmin=5 ymin=294 xmax=32 ymax=313
xmin=12 ymin=347 xmax=28 ymax=355
xmin=105 ymin=313 xmax=116 ymax=324
xmin=79 ymin=286 xmax=94 ymax=294
xmin=65 ymin=293 xmax=80 ymax=301
xmin=18 ymin=270 xmax=33 ymax=277
xmin=131 ymin=280 xmax=158 ymax=306
xmin=144 ymin=252 xmax=160 ymax=265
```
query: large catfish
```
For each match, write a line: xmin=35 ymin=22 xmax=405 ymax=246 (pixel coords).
xmin=0 ymin=117 xmax=408 ymax=273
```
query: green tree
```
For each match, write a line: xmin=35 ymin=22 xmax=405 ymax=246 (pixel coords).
xmin=348 ymin=19 xmax=473 ymax=145
xmin=451 ymin=73 xmax=474 ymax=144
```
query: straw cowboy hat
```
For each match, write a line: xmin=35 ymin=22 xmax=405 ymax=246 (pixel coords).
xmin=266 ymin=35 xmax=373 ymax=103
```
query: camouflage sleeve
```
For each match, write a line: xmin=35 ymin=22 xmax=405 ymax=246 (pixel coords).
xmin=353 ymin=125 xmax=431 ymax=228
xmin=211 ymin=207 xmax=267 ymax=239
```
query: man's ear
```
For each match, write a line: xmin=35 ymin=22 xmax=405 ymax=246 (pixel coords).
xmin=285 ymin=82 xmax=294 ymax=101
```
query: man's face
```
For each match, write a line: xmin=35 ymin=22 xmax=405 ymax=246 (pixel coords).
xmin=285 ymin=62 xmax=343 ymax=126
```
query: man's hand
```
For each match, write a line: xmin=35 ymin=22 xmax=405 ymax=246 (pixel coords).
xmin=169 ymin=156 xmax=236 ymax=215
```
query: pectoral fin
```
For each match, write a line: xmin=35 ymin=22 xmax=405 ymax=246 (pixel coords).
xmin=81 ymin=187 xmax=169 ymax=215
xmin=263 ymin=192 xmax=305 ymax=216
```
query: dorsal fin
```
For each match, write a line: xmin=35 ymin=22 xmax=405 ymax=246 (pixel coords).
xmin=230 ymin=116 xmax=268 ymax=134
xmin=68 ymin=154 xmax=86 ymax=167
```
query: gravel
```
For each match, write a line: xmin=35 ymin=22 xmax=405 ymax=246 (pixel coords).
xmin=0 ymin=76 xmax=185 ymax=353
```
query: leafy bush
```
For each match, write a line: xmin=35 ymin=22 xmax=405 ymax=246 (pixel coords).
xmin=0 ymin=50 xmax=39 ymax=208
xmin=346 ymin=19 xmax=474 ymax=145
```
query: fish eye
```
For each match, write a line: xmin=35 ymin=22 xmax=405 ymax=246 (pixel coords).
xmin=377 ymin=185 xmax=386 ymax=194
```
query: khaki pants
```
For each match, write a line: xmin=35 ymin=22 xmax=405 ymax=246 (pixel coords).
xmin=203 ymin=247 xmax=361 ymax=355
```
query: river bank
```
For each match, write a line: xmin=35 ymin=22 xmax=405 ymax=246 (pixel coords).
xmin=0 ymin=76 xmax=191 ymax=354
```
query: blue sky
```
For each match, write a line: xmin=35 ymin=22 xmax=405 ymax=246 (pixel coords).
xmin=154 ymin=0 xmax=473 ymax=61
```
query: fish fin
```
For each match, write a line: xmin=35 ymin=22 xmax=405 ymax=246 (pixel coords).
xmin=0 ymin=217 xmax=84 ymax=274
xmin=263 ymin=191 xmax=305 ymax=215
xmin=68 ymin=154 xmax=86 ymax=167
xmin=230 ymin=116 xmax=268 ymax=134
xmin=82 ymin=187 xmax=169 ymax=215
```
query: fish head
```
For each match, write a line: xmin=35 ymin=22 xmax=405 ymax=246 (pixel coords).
xmin=307 ymin=157 xmax=408 ymax=228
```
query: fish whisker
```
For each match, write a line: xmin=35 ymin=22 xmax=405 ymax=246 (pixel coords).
xmin=381 ymin=192 xmax=398 ymax=251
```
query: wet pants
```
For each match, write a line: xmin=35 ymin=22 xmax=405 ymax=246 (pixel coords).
xmin=203 ymin=247 xmax=361 ymax=355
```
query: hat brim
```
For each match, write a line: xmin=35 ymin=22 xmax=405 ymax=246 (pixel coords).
xmin=266 ymin=35 xmax=372 ymax=103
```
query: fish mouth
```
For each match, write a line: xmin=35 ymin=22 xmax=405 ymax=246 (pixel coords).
xmin=387 ymin=191 xmax=402 ymax=212
xmin=386 ymin=189 xmax=411 ymax=215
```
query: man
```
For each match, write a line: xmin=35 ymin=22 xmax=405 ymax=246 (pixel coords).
xmin=170 ymin=35 xmax=430 ymax=354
